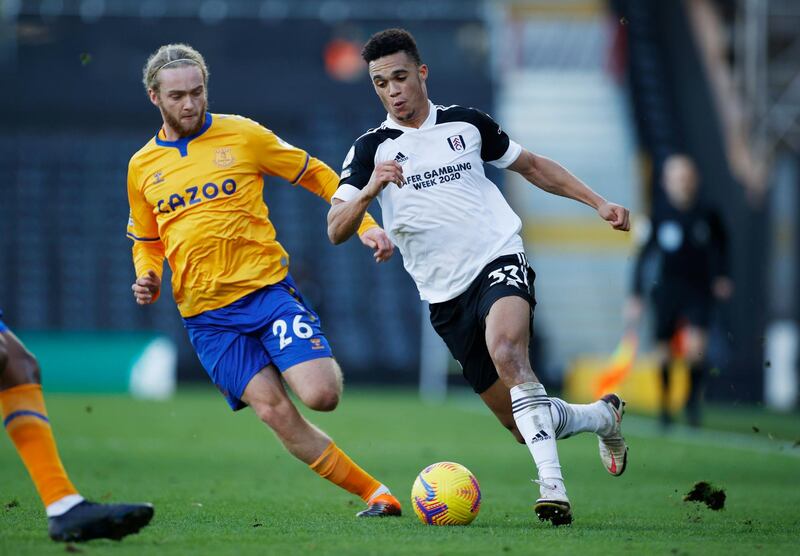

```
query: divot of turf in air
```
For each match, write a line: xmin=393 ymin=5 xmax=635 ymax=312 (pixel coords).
xmin=683 ymin=481 xmax=726 ymax=510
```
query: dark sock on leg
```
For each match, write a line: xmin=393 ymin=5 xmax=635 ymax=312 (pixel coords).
xmin=687 ymin=363 xmax=706 ymax=427
xmin=660 ymin=362 xmax=672 ymax=427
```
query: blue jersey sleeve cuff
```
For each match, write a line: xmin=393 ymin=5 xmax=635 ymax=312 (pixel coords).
xmin=291 ymin=153 xmax=311 ymax=184
xmin=126 ymin=232 xmax=160 ymax=242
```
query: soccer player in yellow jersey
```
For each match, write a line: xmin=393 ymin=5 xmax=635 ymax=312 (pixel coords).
xmin=1 ymin=311 xmax=153 ymax=541
xmin=126 ymin=43 xmax=401 ymax=517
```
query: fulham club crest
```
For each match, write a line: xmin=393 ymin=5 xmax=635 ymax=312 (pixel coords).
xmin=447 ymin=134 xmax=466 ymax=152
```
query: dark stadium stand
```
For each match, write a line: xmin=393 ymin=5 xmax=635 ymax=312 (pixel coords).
xmin=613 ymin=0 xmax=768 ymax=401
xmin=0 ymin=13 xmax=491 ymax=383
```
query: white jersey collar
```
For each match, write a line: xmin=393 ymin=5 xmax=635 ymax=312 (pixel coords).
xmin=383 ymin=100 xmax=437 ymax=131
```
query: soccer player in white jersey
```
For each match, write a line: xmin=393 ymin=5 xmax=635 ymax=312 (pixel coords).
xmin=327 ymin=29 xmax=631 ymax=526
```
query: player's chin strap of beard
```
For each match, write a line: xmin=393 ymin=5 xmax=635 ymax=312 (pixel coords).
xmin=156 ymin=58 xmax=198 ymax=73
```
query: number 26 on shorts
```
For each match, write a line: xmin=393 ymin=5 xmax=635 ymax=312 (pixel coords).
xmin=272 ymin=315 xmax=314 ymax=350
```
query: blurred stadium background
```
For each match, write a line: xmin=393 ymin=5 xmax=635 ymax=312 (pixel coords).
xmin=0 ymin=0 xmax=798 ymax=415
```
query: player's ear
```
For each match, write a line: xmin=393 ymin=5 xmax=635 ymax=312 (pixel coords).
xmin=418 ymin=64 xmax=428 ymax=82
xmin=148 ymin=88 xmax=160 ymax=107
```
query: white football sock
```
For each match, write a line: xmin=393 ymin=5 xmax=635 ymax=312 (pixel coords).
xmin=549 ymin=398 xmax=614 ymax=439
xmin=46 ymin=494 xmax=84 ymax=517
xmin=510 ymin=382 xmax=564 ymax=486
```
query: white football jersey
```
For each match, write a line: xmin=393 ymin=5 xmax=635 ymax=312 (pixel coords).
xmin=333 ymin=101 xmax=524 ymax=303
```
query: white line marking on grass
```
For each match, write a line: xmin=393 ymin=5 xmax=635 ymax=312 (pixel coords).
xmin=446 ymin=392 xmax=800 ymax=459
xmin=621 ymin=416 xmax=800 ymax=459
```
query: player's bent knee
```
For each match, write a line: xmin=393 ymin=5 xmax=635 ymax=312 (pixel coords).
xmin=4 ymin=348 xmax=42 ymax=387
xmin=24 ymin=352 xmax=41 ymax=384
xmin=284 ymin=358 xmax=342 ymax=411
xmin=488 ymin=337 xmax=517 ymax=364
xmin=488 ymin=337 xmax=528 ymax=375
xmin=301 ymin=387 xmax=340 ymax=412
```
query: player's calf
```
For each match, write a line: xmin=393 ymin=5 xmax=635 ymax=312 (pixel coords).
xmin=502 ymin=420 xmax=525 ymax=444
xmin=547 ymin=397 xmax=616 ymax=440
xmin=0 ymin=335 xmax=8 ymax=375
xmin=546 ymin=394 xmax=628 ymax=476
xmin=0 ymin=335 xmax=41 ymax=389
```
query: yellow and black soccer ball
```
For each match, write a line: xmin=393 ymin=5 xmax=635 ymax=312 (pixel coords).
xmin=411 ymin=462 xmax=481 ymax=526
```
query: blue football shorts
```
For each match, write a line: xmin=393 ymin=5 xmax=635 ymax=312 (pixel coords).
xmin=182 ymin=274 xmax=333 ymax=410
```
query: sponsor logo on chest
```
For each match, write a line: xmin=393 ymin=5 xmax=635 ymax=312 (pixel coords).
xmin=405 ymin=162 xmax=472 ymax=190
xmin=152 ymin=178 xmax=239 ymax=214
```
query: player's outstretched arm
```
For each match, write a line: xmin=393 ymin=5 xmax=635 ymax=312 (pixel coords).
xmin=508 ymin=149 xmax=630 ymax=231
xmin=297 ymin=158 xmax=394 ymax=262
xmin=328 ymin=197 xmax=394 ymax=263
xmin=328 ymin=197 xmax=373 ymax=245
xmin=327 ymin=160 xmax=404 ymax=244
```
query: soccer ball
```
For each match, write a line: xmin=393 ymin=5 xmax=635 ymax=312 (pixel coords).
xmin=411 ymin=461 xmax=481 ymax=525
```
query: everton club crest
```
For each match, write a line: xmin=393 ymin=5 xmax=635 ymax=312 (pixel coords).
xmin=214 ymin=147 xmax=235 ymax=168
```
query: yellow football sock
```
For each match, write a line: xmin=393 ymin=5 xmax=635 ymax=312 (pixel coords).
xmin=1 ymin=384 xmax=79 ymax=507
xmin=309 ymin=442 xmax=382 ymax=502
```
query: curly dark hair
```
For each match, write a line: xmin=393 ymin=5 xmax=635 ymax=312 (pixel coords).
xmin=361 ymin=28 xmax=422 ymax=65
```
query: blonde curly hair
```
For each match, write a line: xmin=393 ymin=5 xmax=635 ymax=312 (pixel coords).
xmin=142 ymin=43 xmax=209 ymax=93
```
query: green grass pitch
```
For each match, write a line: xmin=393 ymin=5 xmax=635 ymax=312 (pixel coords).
xmin=1 ymin=388 xmax=798 ymax=555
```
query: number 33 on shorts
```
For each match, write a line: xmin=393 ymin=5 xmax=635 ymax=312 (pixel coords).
xmin=487 ymin=263 xmax=529 ymax=289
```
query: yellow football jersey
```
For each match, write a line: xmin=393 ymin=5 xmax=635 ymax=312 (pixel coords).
xmin=127 ymin=113 xmax=376 ymax=317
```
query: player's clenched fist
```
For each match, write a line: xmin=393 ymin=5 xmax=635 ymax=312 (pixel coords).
xmin=598 ymin=202 xmax=630 ymax=231
xmin=365 ymin=161 xmax=405 ymax=198
xmin=132 ymin=270 xmax=161 ymax=305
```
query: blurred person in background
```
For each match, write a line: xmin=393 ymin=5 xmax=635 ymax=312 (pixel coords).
xmin=127 ymin=43 xmax=402 ymax=517
xmin=0 ymin=311 xmax=154 ymax=542
xmin=328 ymin=28 xmax=631 ymax=526
xmin=626 ymin=154 xmax=733 ymax=428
